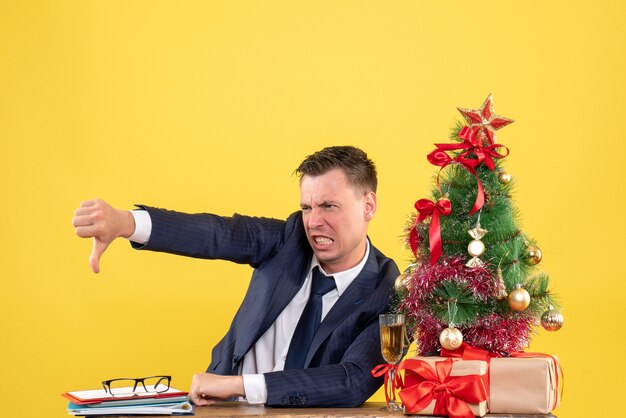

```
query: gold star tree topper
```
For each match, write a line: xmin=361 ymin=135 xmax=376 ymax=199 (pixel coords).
xmin=457 ymin=94 xmax=514 ymax=146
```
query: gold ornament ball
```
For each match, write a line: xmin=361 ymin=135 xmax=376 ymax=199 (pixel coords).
xmin=525 ymin=244 xmax=543 ymax=264
xmin=498 ymin=172 xmax=512 ymax=184
xmin=394 ymin=273 xmax=410 ymax=292
xmin=541 ymin=309 xmax=564 ymax=331
xmin=467 ymin=239 xmax=485 ymax=257
xmin=439 ymin=327 xmax=463 ymax=350
xmin=507 ymin=287 xmax=531 ymax=311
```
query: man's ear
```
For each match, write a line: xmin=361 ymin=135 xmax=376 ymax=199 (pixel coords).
xmin=363 ymin=192 xmax=377 ymax=221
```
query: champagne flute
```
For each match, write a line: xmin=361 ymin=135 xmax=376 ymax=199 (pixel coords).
xmin=379 ymin=313 xmax=405 ymax=411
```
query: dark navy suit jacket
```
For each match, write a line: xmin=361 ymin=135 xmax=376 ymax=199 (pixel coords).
xmin=133 ymin=206 xmax=399 ymax=407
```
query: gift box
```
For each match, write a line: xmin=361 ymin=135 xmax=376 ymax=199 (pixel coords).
xmin=397 ymin=357 xmax=488 ymax=417
xmin=488 ymin=356 xmax=561 ymax=414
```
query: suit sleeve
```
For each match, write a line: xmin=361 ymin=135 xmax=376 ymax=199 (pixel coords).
xmin=130 ymin=206 xmax=292 ymax=267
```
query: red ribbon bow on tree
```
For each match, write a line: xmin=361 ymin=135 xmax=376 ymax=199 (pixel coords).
xmin=410 ymin=197 xmax=452 ymax=265
xmin=396 ymin=358 xmax=488 ymax=418
xmin=427 ymin=126 xmax=509 ymax=214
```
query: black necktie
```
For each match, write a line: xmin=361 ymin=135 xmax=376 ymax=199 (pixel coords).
xmin=284 ymin=266 xmax=336 ymax=370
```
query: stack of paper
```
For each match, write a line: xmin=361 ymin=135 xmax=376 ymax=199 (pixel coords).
xmin=62 ymin=386 xmax=193 ymax=415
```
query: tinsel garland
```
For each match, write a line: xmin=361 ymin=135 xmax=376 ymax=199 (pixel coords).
xmin=405 ymin=302 xmax=536 ymax=355
xmin=405 ymin=257 xmax=496 ymax=299
xmin=461 ymin=313 xmax=536 ymax=354
xmin=398 ymin=256 xmax=536 ymax=354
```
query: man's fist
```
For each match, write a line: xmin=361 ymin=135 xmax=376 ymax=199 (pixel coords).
xmin=189 ymin=373 xmax=245 ymax=406
xmin=72 ymin=199 xmax=135 ymax=273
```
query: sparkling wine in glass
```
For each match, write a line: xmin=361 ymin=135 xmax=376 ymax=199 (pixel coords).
xmin=379 ymin=314 xmax=405 ymax=411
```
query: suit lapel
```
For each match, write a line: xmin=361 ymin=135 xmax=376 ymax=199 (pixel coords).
xmin=259 ymin=262 xmax=310 ymax=338
xmin=234 ymin=260 xmax=311 ymax=360
xmin=232 ymin=216 xmax=312 ymax=363
xmin=304 ymin=248 xmax=380 ymax=366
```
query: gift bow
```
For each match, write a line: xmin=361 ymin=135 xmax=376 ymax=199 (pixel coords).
xmin=412 ymin=197 xmax=452 ymax=265
xmin=396 ymin=358 xmax=488 ymax=418
xmin=427 ymin=126 xmax=509 ymax=215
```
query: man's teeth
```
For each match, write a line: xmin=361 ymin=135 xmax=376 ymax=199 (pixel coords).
xmin=315 ymin=237 xmax=333 ymax=245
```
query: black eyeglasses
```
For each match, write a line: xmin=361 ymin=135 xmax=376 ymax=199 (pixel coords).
xmin=102 ymin=375 xmax=171 ymax=397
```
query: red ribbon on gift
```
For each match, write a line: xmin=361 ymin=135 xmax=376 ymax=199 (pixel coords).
xmin=427 ymin=126 xmax=509 ymax=214
xmin=396 ymin=358 xmax=488 ymax=418
xmin=441 ymin=342 xmax=500 ymax=361
xmin=371 ymin=363 xmax=399 ymax=405
xmin=441 ymin=342 xmax=500 ymax=394
xmin=411 ymin=197 xmax=452 ymax=265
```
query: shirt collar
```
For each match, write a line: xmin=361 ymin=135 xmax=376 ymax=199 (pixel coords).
xmin=309 ymin=239 xmax=371 ymax=297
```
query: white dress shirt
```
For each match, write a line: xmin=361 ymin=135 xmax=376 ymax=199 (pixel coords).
xmin=128 ymin=210 xmax=370 ymax=404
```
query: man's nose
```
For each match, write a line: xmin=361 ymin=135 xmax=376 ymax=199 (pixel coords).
xmin=307 ymin=208 xmax=324 ymax=228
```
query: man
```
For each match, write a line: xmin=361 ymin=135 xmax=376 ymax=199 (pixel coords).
xmin=72 ymin=146 xmax=399 ymax=407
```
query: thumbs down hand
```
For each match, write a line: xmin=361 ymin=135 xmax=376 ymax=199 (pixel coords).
xmin=72 ymin=199 xmax=135 ymax=273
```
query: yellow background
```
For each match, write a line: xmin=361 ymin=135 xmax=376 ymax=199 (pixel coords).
xmin=1 ymin=1 xmax=624 ymax=417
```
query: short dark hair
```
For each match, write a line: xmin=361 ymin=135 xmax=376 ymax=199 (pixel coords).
xmin=295 ymin=146 xmax=377 ymax=193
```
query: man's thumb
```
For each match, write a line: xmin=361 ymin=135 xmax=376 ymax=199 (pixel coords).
xmin=90 ymin=238 xmax=110 ymax=274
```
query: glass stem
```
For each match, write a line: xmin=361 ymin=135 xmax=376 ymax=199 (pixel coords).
xmin=387 ymin=367 xmax=396 ymax=403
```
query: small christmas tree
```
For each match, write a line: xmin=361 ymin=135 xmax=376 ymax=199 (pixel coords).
xmin=397 ymin=95 xmax=564 ymax=355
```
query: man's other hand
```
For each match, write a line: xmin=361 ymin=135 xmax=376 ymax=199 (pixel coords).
xmin=189 ymin=373 xmax=245 ymax=406
xmin=72 ymin=199 xmax=135 ymax=273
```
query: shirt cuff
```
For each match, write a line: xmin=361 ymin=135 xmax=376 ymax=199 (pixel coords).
xmin=127 ymin=210 xmax=152 ymax=244
xmin=242 ymin=374 xmax=267 ymax=404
